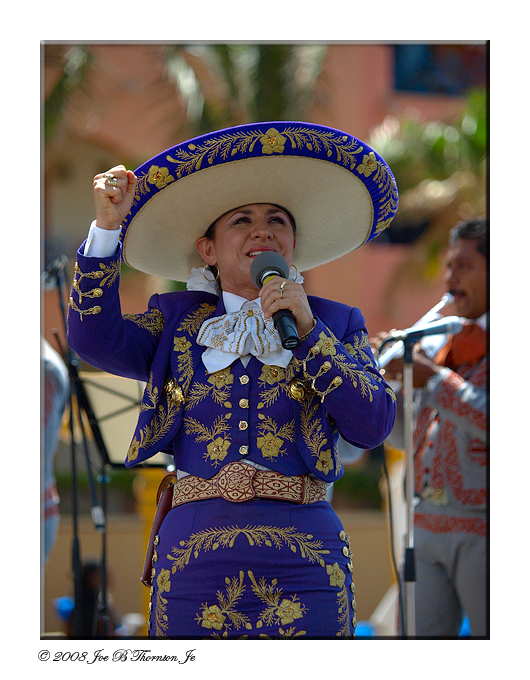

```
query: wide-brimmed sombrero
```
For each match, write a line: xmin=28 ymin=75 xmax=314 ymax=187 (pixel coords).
xmin=120 ymin=121 xmax=398 ymax=281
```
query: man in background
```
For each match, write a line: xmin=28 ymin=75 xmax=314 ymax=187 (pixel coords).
xmin=383 ymin=217 xmax=488 ymax=637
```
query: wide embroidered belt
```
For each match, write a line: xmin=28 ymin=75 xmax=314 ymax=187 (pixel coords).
xmin=171 ymin=461 xmax=328 ymax=507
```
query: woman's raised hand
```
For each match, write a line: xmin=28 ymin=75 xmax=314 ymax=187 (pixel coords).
xmin=93 ymin=165 xmax=137 ymax=230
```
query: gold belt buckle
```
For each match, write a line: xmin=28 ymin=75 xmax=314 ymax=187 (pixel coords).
xmin=216 ymin=461 xmax=257 ymax=503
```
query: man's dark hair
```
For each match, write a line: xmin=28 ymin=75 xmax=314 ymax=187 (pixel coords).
xmin=448 ymin=217 xmax=487 ymax=258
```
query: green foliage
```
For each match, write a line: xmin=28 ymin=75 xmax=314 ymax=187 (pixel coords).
xmin=369 ymin=88 xmax=487 ymax=195
xmin=54 ymin=468 xmax=137 ymax=514
xmin=165 ymin=44 xmax=328 ymax=133
xmin=55 ymin=468 xmax=135 ymax=491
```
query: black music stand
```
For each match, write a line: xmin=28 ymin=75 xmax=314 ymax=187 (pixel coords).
xmin=80 ymin=372 xmax=173 ymax=468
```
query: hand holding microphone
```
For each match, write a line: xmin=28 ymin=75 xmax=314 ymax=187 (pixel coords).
xmin=250 ymin=252 xmax=314 ymax=350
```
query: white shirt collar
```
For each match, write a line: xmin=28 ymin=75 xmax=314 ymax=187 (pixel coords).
xmin=222 ymin=291 xmax=261 ymax=314
xmin=467 ymin=312 xmax=488 ymax=331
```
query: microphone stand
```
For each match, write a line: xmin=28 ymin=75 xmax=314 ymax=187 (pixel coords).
xmin=46 ymin=260 xmax=111 ymax=638
xmin=401 ymin=338 xmax=416 ymax=638
xmin=378 ymin=314 xmax=463 ymax=636
xmin=378 ymin=334 xmax=417 ymax=637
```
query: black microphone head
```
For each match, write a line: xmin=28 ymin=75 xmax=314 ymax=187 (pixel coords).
xmin=250 ymin=251 xmax=289 ymax=288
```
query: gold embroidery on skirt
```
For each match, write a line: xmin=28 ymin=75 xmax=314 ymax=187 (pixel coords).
xmin=152 ymin=524 xmax=353 ymax=638
xmin=153 ymin=568 xmax=171 ymax=637
xmin=194 ymin=570 xmax=307 ymax=638
xmin=168 ymin=525 xmax=329 ymax=572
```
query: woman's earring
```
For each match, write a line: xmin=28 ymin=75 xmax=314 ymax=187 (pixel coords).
xmin=202 ymin=263 xmax=220 ymax=282
xmin=289 ymin=263 xmax=299 ymax=281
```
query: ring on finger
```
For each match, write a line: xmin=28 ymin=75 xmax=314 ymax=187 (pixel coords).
xmin=279 ymin=281 xmax=287 ymax=298
xmin=104 ymin=173 xmax=119 ymax=187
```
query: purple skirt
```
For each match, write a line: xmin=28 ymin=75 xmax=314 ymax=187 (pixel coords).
xmin=148 ymin=498 xmax=356 ymax=639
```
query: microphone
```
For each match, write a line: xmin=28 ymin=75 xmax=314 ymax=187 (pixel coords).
xmin=377 ymin=293 xmax=455 ymax=368
xmin=388 ymin=316 xmax=464 ymax=343
xmin=418 ymin=292 xmax=455 ymax=322
xmin=250 ymin=251 xmax=300 ymax=349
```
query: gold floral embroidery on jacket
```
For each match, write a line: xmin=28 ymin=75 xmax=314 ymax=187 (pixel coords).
xmin=127 ymin=396 xmax=180 ymax=462
xmin=68 ymin=297 xmax=102 ymax=319
xmin=166 ymin=304 xmax=217 ymax=410
xmin=177 ymin=303 xmax=217 ymax=334
xmin=140 ymin=373 xmax=158 ymax=412
xmin=311 ymin=330 xmax=381 ymax=403
xmin=257 ymin=365 xmax=287 ymax=409
xmin=183 ymin=414 xmax=232 ymax=467
xmin=256 ymin=414 xmax=295 ymax=462
xmin=173 ymin=336 xmax=191 ymax=353
xmin=171 ymin=335 xmax=194 ymax=398
xmin=129 ymin=303 xmax=223 ymax=465
xmin=345 ymin=339 xmax=396 ymax=403
xmin=300 ymin=392 xmax=337 ymax=476
xmin=186 ymin=367 xmax=234 ymax=409
xmin=344 ymin=333 xmax=372 ymax=363
xmin=123 ymin=308 xmax=164 ymax=337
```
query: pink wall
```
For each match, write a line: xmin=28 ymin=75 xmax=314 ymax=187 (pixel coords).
xmin=303 ymin=243 xmax=451 ymax=337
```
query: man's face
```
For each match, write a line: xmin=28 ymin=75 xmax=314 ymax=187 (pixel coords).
xmin=444 ymin=238 xmax=487 ymax=320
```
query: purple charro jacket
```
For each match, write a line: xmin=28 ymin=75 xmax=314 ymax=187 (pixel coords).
xmin=67 ymin=243 xmax=396 ymax=482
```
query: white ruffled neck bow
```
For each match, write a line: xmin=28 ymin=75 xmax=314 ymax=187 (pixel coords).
xmin=197 ymin=299 xmax=291 ymax=372
xmin=186 ymin=266 xmax=303 ymax=373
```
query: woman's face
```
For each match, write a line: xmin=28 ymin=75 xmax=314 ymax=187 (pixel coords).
xmin=196 ymin=203 xmax=296 ymax=299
